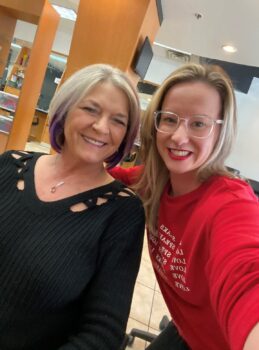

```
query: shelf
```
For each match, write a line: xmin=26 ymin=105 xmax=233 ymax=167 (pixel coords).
xmin=0 ymin=115 xmax=13 ymax=134
xmin=0 ymin=91 xmax=19 ymax=112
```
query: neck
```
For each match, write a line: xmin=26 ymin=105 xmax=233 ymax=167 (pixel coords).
xmin=49 ymin=152 xmax=112 ymax=189
xmin=169 ymin=171 xmax=201 ymax=197
xmin=57 ymin=154 xmax=104 ymax=175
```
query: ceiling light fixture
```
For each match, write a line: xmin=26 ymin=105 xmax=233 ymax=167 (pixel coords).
xmin=50 ymin=54 xmax=67 ymax=64
xmin=11 ymin=43 xmax=22 ymax=49
xmin=222 ymin=45 xmax=237 ymax=53
xmin=153 ymin=42 xmax=191 ymax=56
xmin=52 ymin=4 xmax=77 ymax=21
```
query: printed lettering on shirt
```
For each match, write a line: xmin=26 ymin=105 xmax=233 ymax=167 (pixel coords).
xmin=149 ymin=224 xmax=191 ymax=292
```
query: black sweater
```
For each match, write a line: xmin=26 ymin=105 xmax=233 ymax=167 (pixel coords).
xmin=0 ymin=151 xmax=145 ymax=350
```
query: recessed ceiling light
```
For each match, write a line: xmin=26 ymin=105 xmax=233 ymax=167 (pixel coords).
xmin=222 ymin=45 xmax=237 ymax=53
xmin=194 ymin=12 xmax=203 ymax=20
xmin=52 ymin=4 xmax=77 ymax=21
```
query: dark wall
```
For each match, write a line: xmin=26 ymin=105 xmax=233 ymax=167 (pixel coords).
xmin=37 ymin=64 xmax=62 ymax=111
xmin=156 ymin=0 xmax=164 ymax=25
xmin=200 ymin=57 xmax=259 ymax=94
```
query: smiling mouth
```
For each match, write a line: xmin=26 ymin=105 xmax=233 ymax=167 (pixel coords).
xmin=169 ymin=149 xmax=191 ymax=157
xmin=82 ymin=135 xmax=106 ymax=147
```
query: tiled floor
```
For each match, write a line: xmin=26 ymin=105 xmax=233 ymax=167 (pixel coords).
xmin=25 ymin=141 xmax=51 ymax=153
xmin=125 ymin=235 xmax=170 ymax=350
xmin=24 ymin=141 xmax=170 ymax=350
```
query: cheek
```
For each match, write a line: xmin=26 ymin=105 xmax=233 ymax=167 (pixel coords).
xmin=116 ymin=128 xmax=128 ymax=145
xmin=199 ymin=134 xmax=219 ymax=159
xmin=156 ymin=133 xmax=167 ymax=152
xmin=156 ymin=133 xmax=162 ymax=147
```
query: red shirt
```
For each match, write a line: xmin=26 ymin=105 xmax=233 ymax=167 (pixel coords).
xmin=110 ymin=167 xmax=259 ymax=350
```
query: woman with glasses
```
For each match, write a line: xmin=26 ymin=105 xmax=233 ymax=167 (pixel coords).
xmin=111 ymin=63 xmax=259 ymax=350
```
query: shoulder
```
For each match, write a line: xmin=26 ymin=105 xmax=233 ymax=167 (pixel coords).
xmin=0 ymin=150 xmax=42 ymax=162
xmin=96 ymin=181 xmax=145 ymax=241
xmin=0 ymin=151 xmax=46 ymax=175
xmin=170 ymin=175 xmax=259 ymax=220
xmin=0 ymin=150 xmax=31 ymax=166
xmin=95 ymin=180 xmax=145 ymax=226
xmin=201 ymin=176 xmax=259 ymax=223
xmin=0 ymin=150 xmax=12 ymax=163
xmin=88 ymin=179 xmax=143 ymax=211
xmin=108 ymin=180 xmax=144 ymax=210
xmin=208 ymin=175 xmax=257 ymax=202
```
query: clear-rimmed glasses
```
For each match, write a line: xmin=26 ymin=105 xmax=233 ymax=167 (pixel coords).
xmin=154 ymin=111 xmax=224 ymax=139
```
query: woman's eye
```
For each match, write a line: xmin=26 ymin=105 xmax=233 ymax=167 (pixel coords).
xmin=163 ymin=117 xmax=177 ymax=124
xmin=82 ymin=106 xmax=98 ymax=114
xmin=113 ymin=118 xmax=127 ymax=127
xmin=192 ymin=121 xmax=206 ymax=128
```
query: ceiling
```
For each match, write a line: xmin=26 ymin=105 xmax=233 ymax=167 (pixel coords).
xmin=45 ymin=0 xmax=259 ymax=96
xmin=155 ymin=0 xmax=259 ymax=68
xmin=48 ymin=0 xmax=259 ymax=68
xmin=20 ymin=0 xmax=255 ymax=96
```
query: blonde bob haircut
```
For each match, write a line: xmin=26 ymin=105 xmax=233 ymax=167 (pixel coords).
xmin=136 ymin=63 xmax=237 ymax=233
xmin=49 ymin=63 xmax=140 ymax=168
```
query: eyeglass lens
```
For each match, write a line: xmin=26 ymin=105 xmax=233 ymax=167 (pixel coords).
xmin=155 ymin=112 xmax=214 ymax=138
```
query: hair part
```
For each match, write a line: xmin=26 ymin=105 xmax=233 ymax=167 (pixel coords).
xmin=48 ymin=63 xmax=140 ymax=168
xmin=136 ymin=63 xmax=237 ymax=233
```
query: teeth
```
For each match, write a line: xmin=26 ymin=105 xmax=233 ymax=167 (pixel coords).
xmin=170 ymin=149 xmax=189 ymax=156
xmin=83 ymin=136 xmax=105 ymax=147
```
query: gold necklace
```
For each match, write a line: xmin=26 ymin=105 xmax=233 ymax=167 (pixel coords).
xmin=50 ymin=155 xmax=66 ymax=193
xmin=50 ymin=181 xmax=65 ymax=193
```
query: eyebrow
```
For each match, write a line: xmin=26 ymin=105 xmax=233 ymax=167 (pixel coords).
xmin=81 ymin=99 xmax=129 ymax=119
xmin=114 ymin=113 xmax=128 ymax=120
xmin=80 ymin=99 xmax=99 ymax=107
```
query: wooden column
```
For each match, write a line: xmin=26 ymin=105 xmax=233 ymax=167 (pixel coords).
xmin=63 ymin=0 xmax=160 ymax=83
xmin=6 ymin=1 xmax=59 ymax=150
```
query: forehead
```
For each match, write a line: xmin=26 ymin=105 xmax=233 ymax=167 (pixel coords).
xmin=162 ymin=81 xmax=222 ymax=116
xmin=84 ymin=81 xmax=124 ymax=97
xmin=79 ymin=82 xmax=129 ymax=109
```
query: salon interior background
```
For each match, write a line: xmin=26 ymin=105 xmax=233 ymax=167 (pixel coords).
xmin=11 ymin=0 xmax=259 ymax=182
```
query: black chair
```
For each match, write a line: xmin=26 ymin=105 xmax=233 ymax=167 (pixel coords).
xmin=120 ymin=316 xmax=189 ymax=350
xmin=248 ymin=178 xmax=259 ymax=198
xmin=120 ymin=316 xmax=169 ymax=349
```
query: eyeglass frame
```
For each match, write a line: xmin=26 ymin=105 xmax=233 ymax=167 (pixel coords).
xmin=153 ymin=111 xmax=224 ymax=139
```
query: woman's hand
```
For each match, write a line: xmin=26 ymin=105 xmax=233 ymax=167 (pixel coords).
xmin=243 ymin=323 xmax=259 ymax=350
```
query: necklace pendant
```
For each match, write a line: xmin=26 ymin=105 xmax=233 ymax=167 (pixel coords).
xmin=50 ymin=186 xmax=57 ymax=193
xmin=50 ymin=181 xmax=65 ymax=193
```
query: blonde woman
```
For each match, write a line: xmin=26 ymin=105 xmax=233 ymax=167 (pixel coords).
xmin=111 ymin=63 xmax=259 ymax=350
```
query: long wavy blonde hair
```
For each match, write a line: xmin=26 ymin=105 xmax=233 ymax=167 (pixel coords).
xmin=136 ymin=63 xmax=237 ymax=234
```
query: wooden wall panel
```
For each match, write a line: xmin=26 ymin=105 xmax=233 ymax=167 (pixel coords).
xmin=0 ymin=132 xmax=8 ymax=153
xmin=0 ymin=7 xmax=16 ymax=77
xmin=0 ymin=0 xmax=44 ymax=24
xmin=63 ymin=0 xmax=159 ymax=82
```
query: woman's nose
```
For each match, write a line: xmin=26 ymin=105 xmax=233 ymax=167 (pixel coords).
xmin=92 ymin=116 xmax=110 ymax=134
xmin=170 ymin=120 xmax=189 ymax=143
